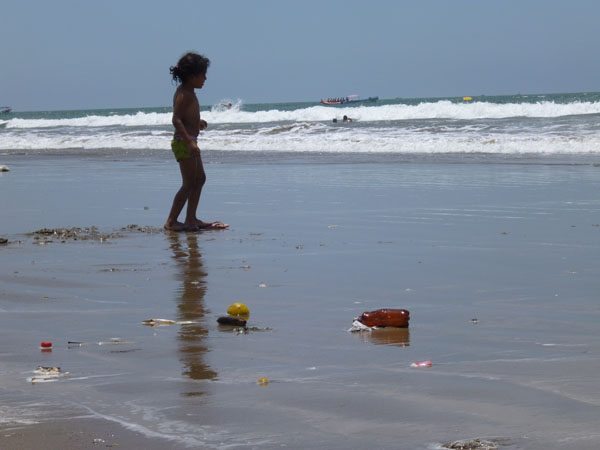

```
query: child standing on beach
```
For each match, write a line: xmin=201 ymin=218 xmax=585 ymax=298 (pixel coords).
xmin=164 ymin=52 xmax=228 ymax=231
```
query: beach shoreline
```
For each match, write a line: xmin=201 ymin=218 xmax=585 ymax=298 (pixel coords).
xmin=2 ymin=154 xmax=600 ymax=449
xmin=5 ymin=147 xmax=600 ymax=164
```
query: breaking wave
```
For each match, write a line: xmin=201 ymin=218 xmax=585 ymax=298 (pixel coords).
xmin=4 ymin=100 xmax=600 ymax=129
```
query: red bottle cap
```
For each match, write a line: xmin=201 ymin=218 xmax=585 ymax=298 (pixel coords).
xmin=40 ymin=341 xmax=53 ymax=349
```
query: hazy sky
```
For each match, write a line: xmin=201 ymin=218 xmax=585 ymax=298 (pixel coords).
xmin=2 ymin=0 xmax=599 ymax=111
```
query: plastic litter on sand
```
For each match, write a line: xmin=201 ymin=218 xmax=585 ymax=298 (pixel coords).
xmin=97 ymin=337 xmax=134 ymax=345
xmin=410 ymin=360 xmax=433 ymax=368
xmin=141 ymin=318 xmax=196 ymax=326
xmin=227 ymin=302 xmax=250 ymax=318
xmin=27 ymin=366 xmax=69 ymax=384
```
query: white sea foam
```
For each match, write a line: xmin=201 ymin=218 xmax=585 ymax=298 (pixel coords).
xmin=6 ymin=111 xmax=171 ymax=129
xmin=5 ymin=100 xmax=600 ymax=129
xmin=2 ymin=126 xmax=600 ymax=154
xmin=78 ymin=403 xmax=276 ymax=449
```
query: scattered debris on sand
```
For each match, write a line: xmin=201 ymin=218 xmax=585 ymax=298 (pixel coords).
xmin=24 ymin=224 xmax=164 ymax=245
xmin=142 ymin=318 xmax=196 ymax=327
xmin=28 ymin=226 xmax=119 ymax=243
xmin=443 ymin=438 xmax=499 ymax=450
xmin=97 ymin=337 xmax=134 ymax=346
xmin=120 ymin=224 xmax=163 ymax=234
xmin=27 ymin=366 xmax=69 ymax=384
xmin=217 ymin=316 xmax=247 ymax=327
xmin=232 ymin=326 xmax=273 ymax=335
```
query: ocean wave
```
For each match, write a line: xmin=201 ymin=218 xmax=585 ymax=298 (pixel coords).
xmin=5 ymin=100 xmax=600 ymax=129
xmin=206 ymin=100 xmax=600 ymax=123
xmin=2 ymin=128 xmax=600 ymax=154
xmin=5 ymin=111 xmax=171 ymax=129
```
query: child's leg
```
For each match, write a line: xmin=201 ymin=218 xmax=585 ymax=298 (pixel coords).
xmin=183 ymin=155 xmax=206 ymax=228
xmin=164 ymin=158 xmax=198 ymax=231
xmin=186 ymin=157 xmax=229 ymax=230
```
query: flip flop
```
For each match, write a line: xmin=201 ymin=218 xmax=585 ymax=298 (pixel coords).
xmin=197 ymin=221 xmax=229 ymax=230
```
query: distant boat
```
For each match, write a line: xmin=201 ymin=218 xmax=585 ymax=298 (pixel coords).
xmin=0 ymin=106 xmax=11 ymax=114
xmin=320 ymin=95 xmax=378 ymax=106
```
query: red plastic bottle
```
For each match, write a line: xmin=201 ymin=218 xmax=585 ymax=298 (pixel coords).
xmin=40 ymin=341 xmax=53 ymax=351
xmin=358 ymin=309 xmax=410 ymax=328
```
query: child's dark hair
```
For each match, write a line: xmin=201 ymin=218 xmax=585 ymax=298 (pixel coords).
xmin=170 ymin=52 xmax=210 ymax=83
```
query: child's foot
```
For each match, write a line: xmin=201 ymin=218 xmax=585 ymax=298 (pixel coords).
xmin=196 ymin=220 xmax=229 ymax=230
xmin=183 ymin=222 xmax=200 ymax=232
xmin=164 ymin=220 xmax=187 ymax=231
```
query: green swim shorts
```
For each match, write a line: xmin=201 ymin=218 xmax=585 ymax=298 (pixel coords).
xmin=171 ymin=139 xmax=192 ymax=161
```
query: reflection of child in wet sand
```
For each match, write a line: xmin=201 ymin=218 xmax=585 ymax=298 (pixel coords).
xmin=164 ymin=52 xmax=228 ymax=231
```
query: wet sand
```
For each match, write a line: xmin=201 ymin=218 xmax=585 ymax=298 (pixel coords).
xmin=1 ymin=417 xmax=169 ymax=450
xmin=1 ymin=153 xmax=600 ymax=449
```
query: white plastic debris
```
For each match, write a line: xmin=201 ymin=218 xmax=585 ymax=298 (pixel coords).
xmin=27 ymin=366 xmax=69 ymax=383
xmin=410 ymin=360 xmax=432 ymax=368
xmin=348 ymin=319 xmax=372 ymax=333
xmin=98 ymin=337 xmax=134 ymax=345
xmin=142 ymin=318 xmax=177 ymax=326
xmin=141 ymin=318 xmax=196 ymax=327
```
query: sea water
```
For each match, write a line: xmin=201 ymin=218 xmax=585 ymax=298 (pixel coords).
xmin=2 ymin=92 xmax=600 ymax=157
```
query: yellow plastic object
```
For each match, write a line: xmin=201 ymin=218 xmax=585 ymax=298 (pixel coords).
xmin=257 ymin=376 xmax=269 ymax=386
xmin=463 ymin=96 xmax=473 ymax=102
xmin=227 ymin=302 xmax=250 ymax=318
